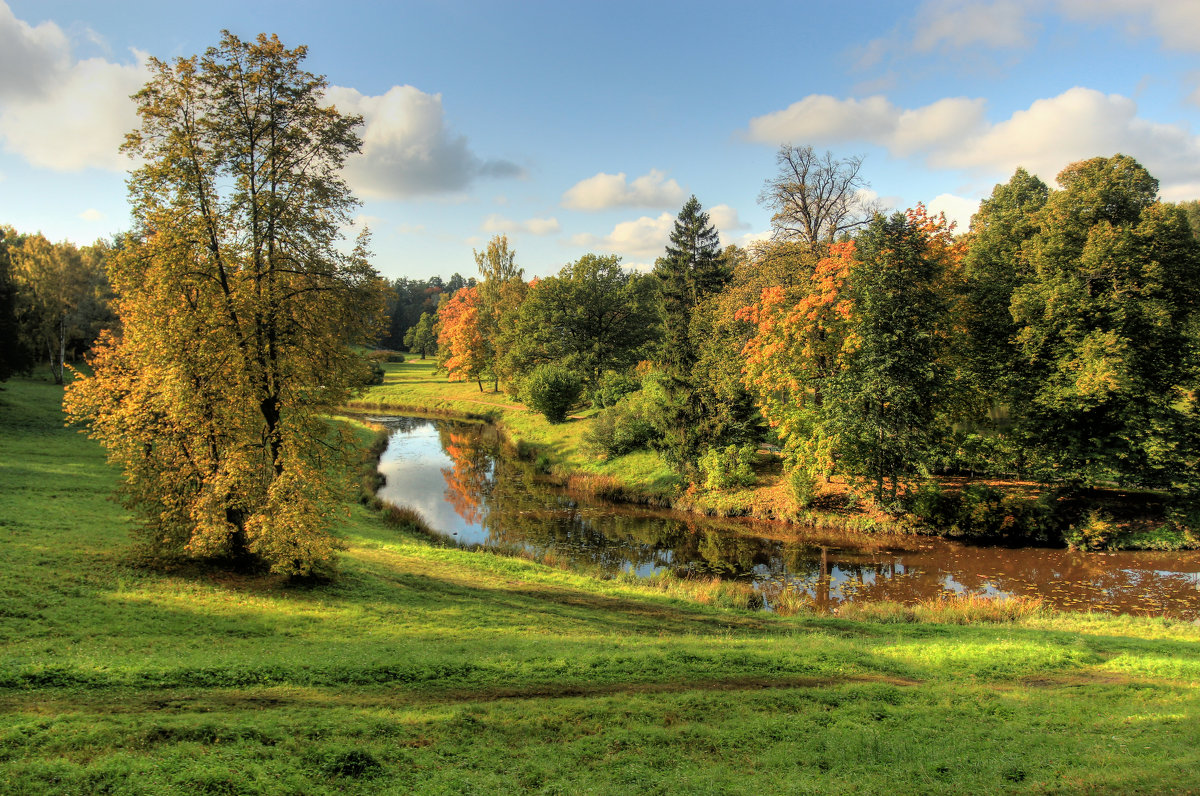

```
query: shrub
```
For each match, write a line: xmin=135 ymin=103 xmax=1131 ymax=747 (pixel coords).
xmin=787 ymin=465 xmax=819 ymax=509
xmin=583 ymin=401 xmax=655 ymax=457
xmin=363 ymin=361 xmax=385 ymax=386
xmin=521 ymin=364 xmax=583 ymax=423
xmin=1064 ymin=509 xmax=1114 ymax=551
xmin=590 ymin=370 xmax=640 ymax=408
xmin=387 ymin=352 xmax=405 ymax=363
xmin=697 ymin=444 xmax=756 ymax=491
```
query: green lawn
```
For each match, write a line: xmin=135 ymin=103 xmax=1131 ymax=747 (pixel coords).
xmin=2 ymin=374 xmax=1199 ymax=794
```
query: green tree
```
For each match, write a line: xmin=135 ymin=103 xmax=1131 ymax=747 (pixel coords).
xmin=827 ymin=208 xmax=958 ymax=502
xmin=64 ymin=32 xmax=385 ymax=576
xmin=473 ymin=234 xmax=527 ymax=391
xmin=1011 ymin=155 xmax=1200 ymax=490
xmin=506 ymin=254 xmax=658 ymax=392
xmin=0 ymin=228 xmax=34 ymax=383
xmin=960 ymin=168 xmax=1048 ymax=401
xmin=649 ymin=197 xmax=733 ymax=469
xmin=403 ymin=311 xmax=437 ymax=359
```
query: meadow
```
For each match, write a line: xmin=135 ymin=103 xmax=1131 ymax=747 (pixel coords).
xmin=2 ymin=373 xmax=1200 ymax=794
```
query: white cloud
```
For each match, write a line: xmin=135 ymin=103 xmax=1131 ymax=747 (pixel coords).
xmin=0 ymin=2 xmax=70 ymax=99
xmin=78 ymin=208 xmax=104 ymax=221
xmin=570 ymin=212 xmax=675 ymax=266
xmin=707 ymin=204 xmax=750 ymax=234
xmin=745 ymin=87 xmax=1200 ymax=198
xmin=911 ymin=0 xmax=1036 ymax=52
xmin=481 ymin=214 xmax=560 ymax=236
xmin=0 ymin=3 xmax=146 ymax=172
xmin=561 ymin=169 xmax=686 ymax=211
xmin=926 ymin=193 xmax=980 ymax=232
xmin=1057 ymin=0 xmax=1200 ymax=51
xmin=326 ymin=84 xmax=522 ymax=200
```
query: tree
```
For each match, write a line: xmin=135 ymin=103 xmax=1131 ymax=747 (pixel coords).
xmin=63 ymin=33 xmax=386 ymax=576
xmin=827 ymin=207 xmax=960 ymax=501
xmin=960 ymin=168 xmax=1048 ymax=401
xmin=505 ymin=254 xmax=659 ymax=392
xmin=759 ymin=145 xmax=879 ymax=248
xmin=436 ymin=285 xmax=489 ymax=390
xmin=649 ymin=197 xmax=734 ymax=468
xmin=0 ymin=228 xmax=34 ymax=383
xmin=473 ymin=234 xmax=527 ymax=391
xmin=8 ymin=232 xmax=113 ymax=384
xmin=403 ymin=311 xmax=437 ymax=359
xmin=1010 ymin=155 xmax=1200 ymax=490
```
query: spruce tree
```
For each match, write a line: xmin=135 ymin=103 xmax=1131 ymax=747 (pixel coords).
xmin=651 ymin=196 xmax=732 ymax=469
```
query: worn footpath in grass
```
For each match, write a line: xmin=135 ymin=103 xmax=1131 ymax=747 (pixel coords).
xmin=2 ymin=374 xmax=1200 ymax=794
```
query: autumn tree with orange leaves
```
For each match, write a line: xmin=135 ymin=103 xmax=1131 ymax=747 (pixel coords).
xmin=741 ymin=206 xmax=962 ymax=502
xmin=435 ymin=285 xmax=490 ymax=391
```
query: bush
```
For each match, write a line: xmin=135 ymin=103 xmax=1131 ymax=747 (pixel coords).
xmin=1064 ymin=509 xmax=1114 ymax=551
xmin=386 ymin=352 xmax=405 ymax=363
xmin=363 ymin=361 xmax=385 ymax=386
xmin=521 ymin=364 xmax=583 ymax=423
xmin=583 ymin=401 xmax=655 ymax=457
xmin=787 ymin=465 xmax=819 ymax=509
xmin=590 ymin=371 xmax=640 ymax=409
xmin=697 ymin=444 xmax=756 ymax=491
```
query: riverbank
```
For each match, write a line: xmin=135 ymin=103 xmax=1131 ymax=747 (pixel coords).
xmin=4 ymin=373 xmax=1200 ymax=793
xmin=352 ymin=360 xmax=1196 ymax=550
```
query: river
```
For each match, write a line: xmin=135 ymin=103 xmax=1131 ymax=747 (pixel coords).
xmin=372 ymin=415 xmax=1200 ymax=619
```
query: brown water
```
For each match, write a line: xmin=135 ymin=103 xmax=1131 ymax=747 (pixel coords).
xmin=373 ymin=415 xmax=1200 ymax=619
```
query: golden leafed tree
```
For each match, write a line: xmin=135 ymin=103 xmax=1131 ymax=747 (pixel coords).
xmin=64 ymin=32 xmax=386 ymax=576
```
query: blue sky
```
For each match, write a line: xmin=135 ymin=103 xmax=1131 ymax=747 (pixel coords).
xmin=2 ymin=0 xmax=1199 ymax=279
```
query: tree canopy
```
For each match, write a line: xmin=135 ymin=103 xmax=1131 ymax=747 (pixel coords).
xmin=63 ymin=32 xmax=385 ymax=576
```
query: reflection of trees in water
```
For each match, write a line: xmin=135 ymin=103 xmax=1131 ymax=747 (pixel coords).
xmin=371 ymin=415 xmax=432 ymax=434
xmin=424 ymin=419 xmax=1200 ymax=618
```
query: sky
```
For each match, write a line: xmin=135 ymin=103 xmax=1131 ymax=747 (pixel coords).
xmin=2 ymin=0 xmax=1199 ymax=280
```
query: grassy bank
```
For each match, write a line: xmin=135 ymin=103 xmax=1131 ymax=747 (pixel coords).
xmin=3 ymin=374 xmax=1200 ymax=793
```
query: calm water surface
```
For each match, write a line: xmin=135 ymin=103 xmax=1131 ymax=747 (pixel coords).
xmin=373 ymin=416 xmax=1200 ymax=619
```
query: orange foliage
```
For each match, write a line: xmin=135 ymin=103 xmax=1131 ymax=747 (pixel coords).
xmin=436 ymin=286 xmax=489 ymax=385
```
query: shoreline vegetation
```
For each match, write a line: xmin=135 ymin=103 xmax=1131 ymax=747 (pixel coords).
xmin=349 ymin=359 xmax=1197 ymax=552
xmin=4 ymin=373 xmax=1200 ymax=793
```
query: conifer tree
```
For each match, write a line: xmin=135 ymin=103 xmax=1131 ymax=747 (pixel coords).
xmin=651 ymin=196 xmax=732 ymax=469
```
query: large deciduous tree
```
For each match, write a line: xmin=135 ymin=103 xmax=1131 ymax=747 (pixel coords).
xmin=0 ymin=228 xmax=34 ymax=383
xmin=505 ymin=254 xmax=659 ymax=392
xmin=1010 ymin=154 xmax=1200 ymax=490
xmin=759 ymin=145 xmax=878 ymax=248
xmin=63 ymin=32 xmax=385 ymax=576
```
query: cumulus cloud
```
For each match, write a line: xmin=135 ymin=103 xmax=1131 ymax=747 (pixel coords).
xmin=561 ymin=169 xmax=686 ymax=211
xmin=570 ymin=212 xmax=675 ymax=266
xmin=926 ymin=194 xmax=981 ymax=231
xmin=0 ymin=3 xmax=146 ymax=171
xmin=745 ymin=87 xmax=1200 ymax=196
xmin=707 ymin=204 xmax=750 ymax=234
xmin=325 ymin=84 xmax=523 ymax=200
xmin=78 ymin=208 xmax=104 ymax=221
xmin=481 ymin=214 xmax=561 ymax=236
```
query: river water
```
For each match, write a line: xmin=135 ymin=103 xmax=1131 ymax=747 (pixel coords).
xmin=372 ymin=415 xmax=1200 ymax=619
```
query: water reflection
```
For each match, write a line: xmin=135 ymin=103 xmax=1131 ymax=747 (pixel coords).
xmin=372 ymin=416 xmax=1200 ymax=619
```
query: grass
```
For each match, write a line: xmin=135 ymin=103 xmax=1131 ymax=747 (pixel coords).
xmin=3 ymin=373 xmax=1200 ymax=793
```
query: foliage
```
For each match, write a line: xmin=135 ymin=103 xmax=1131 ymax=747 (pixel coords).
xmin=436 ymin=285 xmax=489 ymax=390
xmin=582 ymin=386 xmax=661 ymax=458
xmin=402 ymin=310 xmax=437 ymax=359
xmin=589 ymin=370 xmax=640 ymax=409
xmin=6 ymin=229 xmax=113 ymax=384
xmin=505 ymin=253 xmax=659 ymax=392
xmin=1010 ymin=155 xmax=1200 ymax=492
xmin=696 ymin=443 xmax=757 ymax=491
xmin=1063 ymin=509 xmax=1115 ymax=552
xmin=474 ymin=234 xmax=528 ymax=390
xmin=960 ymin=167 xmax=1049 ymax=401
xmin=62 ymin=33 xmax=385 ymax=576
xmin=787 ymin=464 xmax=819 ymax=509
xmin=0 ymin=228 xmax=34 ymax=382
xmin=650 ymin=197 xmax=736 ymax=469
xmin=521 ymin=363 xmax=583 ymax=423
